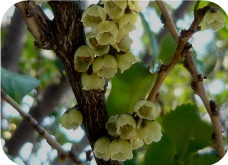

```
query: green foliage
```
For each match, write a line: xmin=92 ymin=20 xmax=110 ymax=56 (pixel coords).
xmin=186 ymin=154 xmax=220 ymax=165
xmin=1 ymin=67 xmax=40 ymax=103
xmin=107 ymin=62 xmax=157 ymax=116
xmin=163 ymin=104 xmax=213 ymax=162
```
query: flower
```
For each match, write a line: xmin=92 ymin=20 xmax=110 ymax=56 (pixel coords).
xmin=128 ymin=0 xmax=142 ymax=12
xmin=102 ymin=0 xmax=127 ymax=19
xmin=109 ymin=138 xmax=133 ymax=161
xmin=81 ymin=72 xmax=105 ymax=90
xmin=105 ymin=115 xmax=118 ymax=136
xmin=81 ymin=5 xmax=106 ymax=30
xmin=93 ymin=54 xmax=118 ymax=78
xmin=134 ymin=100 xmax=157 ymax=120
xmin=140 ymin=120 xmax=162 ymax=144
xmin=203 ymin=8 xmax=226 ymax=32
xmin=74 ymin=45 xmax=95 ymax=72
xmin=115 ymin=51 xmax=137 ymax=73
xmin=86 ymin=33 xmax=110 ymax=56
xmin=112 ymin=35 xmax=133 ymax=52
xmin=129 ymin=130 xmax=144 ymax=149
xmin=117 ymin=11 xmax=138 ymax=33
xmin=60 ymin=108 xmax=83 ymax=130
xmin=116 ymin=114 xmax=136 ymax=139
xmin=94 ymin=136 xmax=111 ymax=160
xmin=96 ymin=21 xmax=118 ymax=45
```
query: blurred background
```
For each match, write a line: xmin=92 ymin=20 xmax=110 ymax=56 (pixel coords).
xmin=1 ymin=0 xmax=228 ymax=165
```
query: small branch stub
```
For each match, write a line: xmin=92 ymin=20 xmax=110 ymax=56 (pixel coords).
xmin=210 ymin=100 xmax=220 ymax=116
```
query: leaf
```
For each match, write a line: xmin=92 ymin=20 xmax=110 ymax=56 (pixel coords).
xmin=163 ymin=104 xmax=213 ymax=162
xmin=124 ymin=150 xmax=137 ymax=165
xmin=139 ymin=12 xmax=158 ymax=71
xmin=158 ymin=33 xmax=177 ymax=64
xmin=186 ymin=154 xmax=220 ymax=165
xmin=107 ymin=62 xmax=157 ymax=116
xmin=1 ymin=67 xmax=40 ymax=103
xmin=143 ymin=133 xmax=178 ymax=165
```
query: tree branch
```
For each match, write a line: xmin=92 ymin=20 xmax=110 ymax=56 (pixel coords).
xmin=1 ymin=89 xmax=84 ymax=164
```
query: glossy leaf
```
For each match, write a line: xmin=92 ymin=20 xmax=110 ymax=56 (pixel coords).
xmin=1 ymin=67 xmax=40 ymax=103
xmin=107 ymin=62 xmax=157 ymax=116
xmin=163 ymin=104 xmax=213 ymax=162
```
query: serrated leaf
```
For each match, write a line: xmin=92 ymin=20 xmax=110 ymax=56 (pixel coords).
xmin=158 ymin=33 xmax=177 ymax=64
xmin=143 ymin=134 xmax=178 ymax=165
xmin=107 ymin=62 xmax=157 ymax=116
xmin=1 ymin=67 xmax=40 ymax=103
xmin=163 ymin=104 xmax=213 ymax=162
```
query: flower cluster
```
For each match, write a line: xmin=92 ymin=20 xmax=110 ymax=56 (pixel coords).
xmin=75 ymin=0 xmax=141 ymax=90
xmin=203 ymin=8 xmax=226 ymax=32
xmin=60 ymin=108 xmax=83 ymax=130
xmin=94 ymin=99 xmax=162 ymax=161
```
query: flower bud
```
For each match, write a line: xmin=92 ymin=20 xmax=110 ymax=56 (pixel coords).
xmin=74 ymin=45 xmax=95 ymax=72
xmin=60 ymin=108 xmax=83 ymax=130
xmin=102 ymin=0 xmax=127 ymax=19
xmin=116 ymin=114 xmax=136 ymax=139
xmin=97 ymin=21 xmax=118 ymax=45
xmin=109 ymin=137 xmax=133 ymax=161
xmin=81 ymin=72 xmax=105 ymax=90
xmin=94 ymin=136 xmax=111 ymax=160
xmin=93 ymin=54 xmax=118 ymax=78
xmin=115 ymin=51 xmax=137 ymax=73
xmin=105 ymin=115 xmax=118 ymax=136
xmin=81 ymin=5 xmax=106 ymax=30
xmin=134 ymin=100 xmax=157 ymax=120
xmin=203 ymin=8 xmax=226 ymax=32
xmin=86 ymin=33 xmax=110 ymax=56
xmin=140 ymin=120 xmax=162 ymax=144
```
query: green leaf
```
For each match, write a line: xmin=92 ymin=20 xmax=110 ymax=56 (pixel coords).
xmin=1 ymin=67 xmax=40 ymax=103
xmin=139 ymin=12 xmax=158 ymax=71
xmin=143 ymin=133 xmax=178 ymax=165
xmin=107 ymin=62 xmax=157 ymax=116
xmin=163 ymin=104 xmax=213 ymax=162
xmin=186 ymin=154 xmax=220 ymax=165
xmin=158 ymin=33 xmax=177 ymax=64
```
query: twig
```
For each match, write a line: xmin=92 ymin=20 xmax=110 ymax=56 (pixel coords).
xmin=148 ymin=0 xmax=225 ymax=158
xmin=1 ymin=89 xmax=84 ymax=164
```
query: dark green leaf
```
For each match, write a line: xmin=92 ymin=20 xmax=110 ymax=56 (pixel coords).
xmin=163 ymin=104 xmax=213 ymax=162
xmin=143 ymin=134 xmax=178 ymax=165
xmin=107 ymin=62 xmax=157 ymax=116
xmin=1 ymin=67 xmax=40 ymax=103
xmin=186 ymin=154 xmax=220 ymax=165
xmin=158 ymin=33 xmax=177 ymax=64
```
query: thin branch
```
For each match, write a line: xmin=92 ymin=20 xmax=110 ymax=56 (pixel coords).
xmin=1 ymin=89 xmax=84 ymax=165
xmin=148 ymin=0 xmax=225 ymax=158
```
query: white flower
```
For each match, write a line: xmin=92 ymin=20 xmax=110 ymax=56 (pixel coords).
xmin=116 ymin=114 xmax=136 ymax=139
xmin=140 ymin=120 xmax=162 ymax=144
xmin=203 ymin=8 xmax=226 ymax=32
xmin=81 ymin=72 xmax=105 ymax=90
xmin=134 ymin=100 xmax=157 ymax=120
xmin=109 ymin=138 xmax=133 ymax=161
xmin=105 ymin=115 xmax=118 ymax=136
xmin=94 ymin=136 xmax=111 ymax=160
xmin=74 ymin=45 xmax=95 ymax=72
xmin=129 ymin=130 xmax=144 ymax=149
xmin=60 ymin=108 xmax=83 ymax=130
xmin=93 ymin=54 xmax=118 ymax=78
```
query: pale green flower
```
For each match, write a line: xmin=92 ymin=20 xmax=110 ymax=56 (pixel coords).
xmin=128 ymin=0 xmax=142 ymax=12
xmin=81 ymin=72 xmax=105 ymax=90
xmin=116 ymin=114 xmax=136 ymax=139
xmin=94 ymin=136 xmax=111 ymax=160
xmin=115 ymin=51 xmax=137 ymax=73
xmin=105 ymin=115 xmax=118 ymax=136
xmin=74 ymin=45 xmax=95 ymax=72
xmin=112 ymin=35 xmax=133 ymax=52
xmin=102 ymin=0 xmax=127 ymax=19
xmin=134 ymin=100 xmax=157 ymax=120
xmin=60 ymin=108 xmax=83 ymax=130
xmin=81 ymin=5 xmax=106 ymax=30
xmin=86 ymin=33 xmax=110 ymax=56
xmin=109 ymin=138 xmax=133 ymax=161
xmin=93 ymin=54 xmax=118 ymax=78
xmin=97 ymin=21 xmax=118 ymax=45
xmin=140 ymin=120 xmax=162 ymax=144
xmin=130 ymin=132 xmax=144 ymax=149
xmin=204 ymin=8 xmax=226 ymax=32
xmin=117 ymin=11 xmax=138 ymax=32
